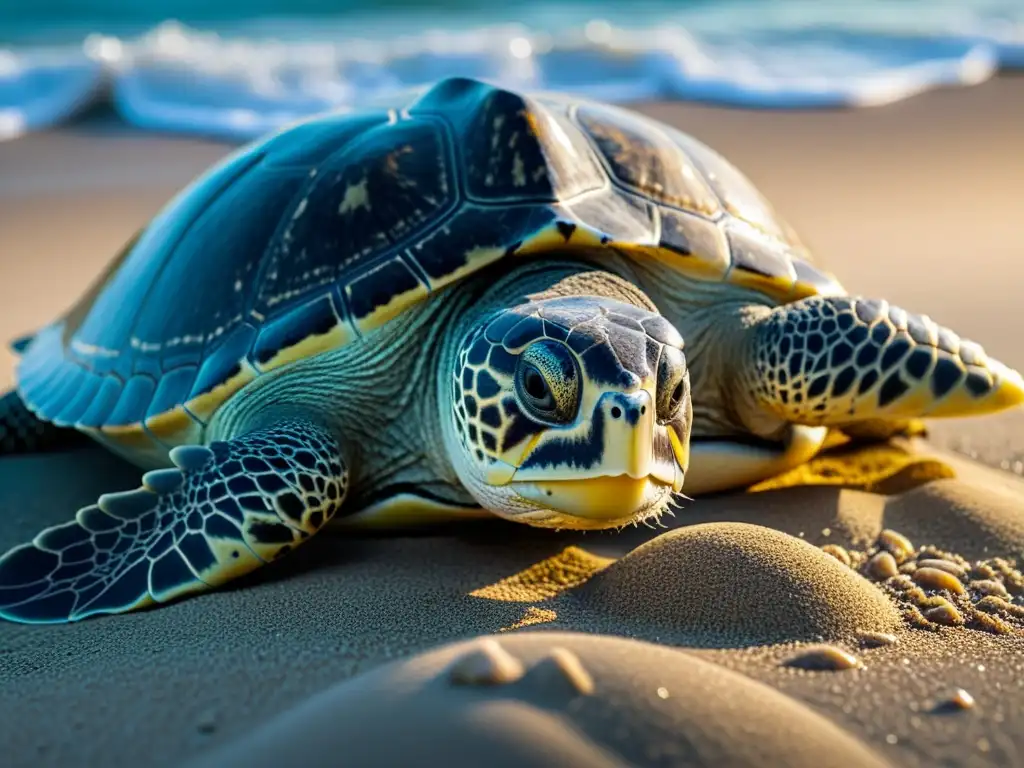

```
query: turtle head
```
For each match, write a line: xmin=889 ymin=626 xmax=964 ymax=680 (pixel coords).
xmin=444 ymin=296 xmax=692 ymax=529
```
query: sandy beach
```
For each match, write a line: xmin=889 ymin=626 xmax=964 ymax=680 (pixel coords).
xmin=1 ymin=77 xmax=1023 ymax=767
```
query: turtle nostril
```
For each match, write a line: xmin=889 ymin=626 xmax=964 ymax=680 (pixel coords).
xmin=640 ymin=405 xmax=646 ymax=415
xmin=610 ymin=406 xmax=622 ymax=419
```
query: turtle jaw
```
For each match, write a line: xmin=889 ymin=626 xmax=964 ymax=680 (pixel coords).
xmin=508 ymin=474 xmax=678 ymax=529
xmin=502 ymin=413 xmax=690 ymax=529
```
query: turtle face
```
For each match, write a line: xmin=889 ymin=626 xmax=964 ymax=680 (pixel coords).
xmin=445 ymin=297 xmax=691 ymax=529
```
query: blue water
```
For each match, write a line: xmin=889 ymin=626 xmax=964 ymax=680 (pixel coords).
xmin=0 ymin=0 xmax=1021 ymax=141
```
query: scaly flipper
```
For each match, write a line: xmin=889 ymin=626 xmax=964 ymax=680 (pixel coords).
xmin=0 ymin=419 xmax=348 ymax=623
xmin=0 ymin=390 xmax=90 ymax=455
xmin=744 ymin=296 xmax=1024 ymax=427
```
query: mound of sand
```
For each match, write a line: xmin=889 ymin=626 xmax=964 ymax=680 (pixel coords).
xmin=579 ymin=522 xmax=903 ymax=647
xmin=185 ymin=632 xmax=888 ymax=768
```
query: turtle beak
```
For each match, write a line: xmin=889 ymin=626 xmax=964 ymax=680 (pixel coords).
xmin=509 ymin=390 xmax=688 ymax=521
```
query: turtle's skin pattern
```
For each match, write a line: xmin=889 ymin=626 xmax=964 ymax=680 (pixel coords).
xmin=1 ymin=76 xmax=1021 ymax=623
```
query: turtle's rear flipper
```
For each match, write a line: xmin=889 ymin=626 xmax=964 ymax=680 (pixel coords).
xmin=745 ymin=296 xmax=1024 ymax=427
xmin=0 ymin=418 xmax=349 ymax=623
xmin=0 ymin=390 xmax=90 ymax=455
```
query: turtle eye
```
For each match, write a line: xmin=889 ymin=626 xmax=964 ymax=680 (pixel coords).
xmin=515 ymin=340 xmax=580 ymax=425
xmin=521 ymin=365 xmax=555 ymax=411
xmin=657 ymin=346 xmax=689 ymax=423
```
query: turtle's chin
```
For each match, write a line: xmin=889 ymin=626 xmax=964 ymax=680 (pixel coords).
xmin=508 ymin=474 xmax=677 ymax=530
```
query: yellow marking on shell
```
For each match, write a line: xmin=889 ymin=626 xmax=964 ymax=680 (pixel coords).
xmin=347 ymin=278 xmax=431 ymax=337
xmin=144 ymin=406 xmax=203 ymax=447
xmin=567 ymin=226 xmax=612 ymax=249
xmin=515 ymin=219 xmax=626 ymax=258
xmin=515 ymin=222 xmax=577 ymax=256
xmin=97 ymin=422 xmax=167 ymax=456
xmin=425 ymin=244 xmax=508 ymax=292
xmin=789 ymin=277 xmax=842 ymax=301
xmin=726 ymin=265 xmax=798 ymax=302
xmin=254 ymin=321 xmax=357 ymax=374
xmin=790 ymin=280 xmax=823 ymax=296
xmin=469 ymin=545 xmax=614 ymax=602
xmin=182 ymin=360 xmax=260 ymax=423
xmin=639 ymin=242 xmax=729 ymax=282
xmin=334 ymin=494 xmax=490 ymax=529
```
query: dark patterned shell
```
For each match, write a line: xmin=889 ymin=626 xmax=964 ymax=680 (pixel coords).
xmin=15 ymin=76 xmax=843 ymax=453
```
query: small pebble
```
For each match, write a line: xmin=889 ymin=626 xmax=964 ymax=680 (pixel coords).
xmin=782 ymin=644 xmax=863 ymax=671
xmin=888 ymin=574 xmax=916 ymax=592
xmin=904 ymin=586 xmax=929 ymax=606
xmin=867 ymin=551 xmax=900 ymax=580
xmin=923 ymin=601 xmax=964 ymax=627
xmin=914 ymin=567 xmax=966 ymax=595
xmin=822 ymin=544 xmax=851 ymax=567
xmin=878 ymin=529 xmax=915 ymax=562
xmin=971 ymin=563 xmax=998 ymax=581
xmin=945 ymin=688 xmax=975 ymax=709
xmin=902 ymin=605 xmax=931 ymax=630
xmin=932 ymin=688 xmax=976 ymax=713
xmin=971 ymin=579 xmax=1009 ymax=599
xmin=449 ymin=639 xmax=525 ymax=686
xmin=976 ymin=595 xmax=1024 ymax=618
xmin=975 ymin=595 xmax=1010 ymax=614
xmin=526 ymin=647 xmax=595 ymax=696
xmin=970 ymin=610 xmax=1012 ymax=635
xmin=917 ymin=559 xmax=966 ymax=578
xmin=856 ymin=631 xmax=899 ymax=648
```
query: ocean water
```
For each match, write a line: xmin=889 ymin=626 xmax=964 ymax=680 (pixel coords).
xmin=0 ymin=0 xmax=1021 ymax=141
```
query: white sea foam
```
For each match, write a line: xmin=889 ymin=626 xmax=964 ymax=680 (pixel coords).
xmin=0 ymin=0 xmax=1021 ymax=141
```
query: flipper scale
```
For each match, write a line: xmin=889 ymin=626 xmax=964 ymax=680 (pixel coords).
xmin=746 ymin=295 xmax=1024 ymax=428
xmin=0 ymin=418 xmax=349 ymax=623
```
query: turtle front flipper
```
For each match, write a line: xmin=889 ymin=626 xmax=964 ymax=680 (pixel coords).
xmin=0 ymin=390 xmax=90 ymax=455
xmin=0 ymin=418 xmax=349 ymax=624
xmin=742 ymin=295 xmax=1024 ymax=428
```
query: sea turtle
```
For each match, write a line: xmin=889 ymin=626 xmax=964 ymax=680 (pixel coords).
xmin=0 ymin=76 xmax=1020 ymax=624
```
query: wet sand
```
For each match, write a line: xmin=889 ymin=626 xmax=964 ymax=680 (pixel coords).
xmin=1 ymin=77 xmax=1023 ymax=767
